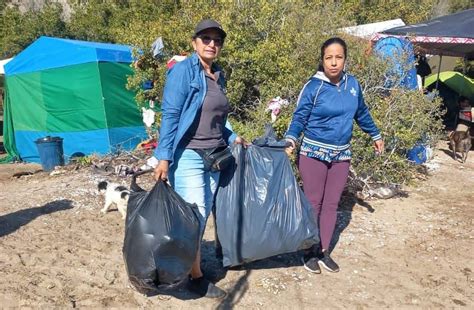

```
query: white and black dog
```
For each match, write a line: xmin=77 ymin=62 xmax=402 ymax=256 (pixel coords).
xmin=98 ymin=181 xmax=130 ymax=219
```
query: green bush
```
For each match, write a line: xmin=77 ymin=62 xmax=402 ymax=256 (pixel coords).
xmin=232 ymin=33 xmax=444 ymax=186
xmin=0 ymin=0 xmax=448 ymax=187
xmin=68 ymin=0 xmax=448 ymax=183
xmin=351 ymin=91 xmax=444 ymax=185
xmin=346 ymin=37 xmax=445 ymax=185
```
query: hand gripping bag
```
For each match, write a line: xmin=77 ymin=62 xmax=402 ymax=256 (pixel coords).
xmin=123 ymin=171 xmax=201 ymax=295
xmin=216 ymin=126 xmax=319 ymax=267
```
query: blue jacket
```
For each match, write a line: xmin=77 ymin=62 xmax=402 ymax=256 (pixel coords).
xmin=153 ymin=53 xmax=237 ymax=163
xmin=286 ymin=72 xmax=381 ymax=150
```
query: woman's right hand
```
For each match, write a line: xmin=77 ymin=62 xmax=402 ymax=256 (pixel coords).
xmin=285 ymin=139 xmax=296 ymax=156
xmin=153 ymin=160 xmax=169 ymax=181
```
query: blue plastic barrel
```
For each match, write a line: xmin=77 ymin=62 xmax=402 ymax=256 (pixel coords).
xmin=35 ymin=136 xmax=65 ymax=171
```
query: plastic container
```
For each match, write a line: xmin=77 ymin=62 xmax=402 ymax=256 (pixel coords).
xmin=458 ymin=108 xmax=473 ymax=123
xmin=407 ymin=144 xmax=427 ymax=165
xmin=35 ymin=136 xmax=64 ymax=171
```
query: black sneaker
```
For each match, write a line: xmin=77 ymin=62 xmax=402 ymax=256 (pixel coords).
xmin=301 ymin=254 xmax=321 ymax=274
xmin=187 ymin=276 xmax=227 ymax=299
xmin=318 ymin=251 xmax=340 ymax=272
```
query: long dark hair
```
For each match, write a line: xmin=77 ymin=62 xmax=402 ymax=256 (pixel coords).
xmin=317 ymin=37 xmax=347 ymax=71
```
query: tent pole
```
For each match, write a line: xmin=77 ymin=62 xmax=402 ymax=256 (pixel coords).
xmin=435 ymin=54 xmax=442 ymax=91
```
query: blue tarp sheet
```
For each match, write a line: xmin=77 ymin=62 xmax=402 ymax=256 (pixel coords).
xmin=373 ymin=36 xmax=418 ymax=90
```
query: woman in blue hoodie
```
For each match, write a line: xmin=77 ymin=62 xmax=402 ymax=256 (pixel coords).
xmin=286 ymin=37 xmax=384 ymax=274
xmin=153 ymin=19 xmax=245 ymax=299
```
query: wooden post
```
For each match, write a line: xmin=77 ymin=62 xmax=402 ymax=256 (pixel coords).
xmin=435 ymin=54 xmax=443 ymax=91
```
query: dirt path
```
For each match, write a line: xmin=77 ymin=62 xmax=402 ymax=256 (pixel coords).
xmin=0 ymin=141 xmax=472 ymax=308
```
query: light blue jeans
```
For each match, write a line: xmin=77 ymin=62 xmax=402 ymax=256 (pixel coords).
xmin=169 ymin=148 xmax=220 ymax=235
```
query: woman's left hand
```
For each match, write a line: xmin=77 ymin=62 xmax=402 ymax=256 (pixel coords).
xmin=234 ymin=136 xmax=250 ymax=147
xmin=374 ymin=139 xmax=384 ymax=155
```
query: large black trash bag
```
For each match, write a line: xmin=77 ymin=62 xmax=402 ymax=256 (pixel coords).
xmin=216 ymin=125 xmax=319 ymax=267
xmin=123 ymin=170 xmax=201 ymax=295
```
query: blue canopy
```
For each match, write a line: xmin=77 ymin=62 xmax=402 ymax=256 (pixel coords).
xmin=377 ymin=9 xmax=474 ymax=58
xmin=4 ymin=36 xmax=133 ymax=76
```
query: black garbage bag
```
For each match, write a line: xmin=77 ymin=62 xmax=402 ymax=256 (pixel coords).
xmin=216 ymin=126 xmax=319 ymax=267
xmin=123 ymin=170 xmax=201 ymax=295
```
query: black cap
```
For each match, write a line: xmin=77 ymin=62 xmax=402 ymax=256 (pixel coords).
xmin=194 ymin=19 xmax=227 ymax=39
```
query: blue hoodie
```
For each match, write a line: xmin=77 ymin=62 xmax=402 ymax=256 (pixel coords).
xmin=286 ymin=71 xmax=381 ymax=151
xmin=153 ymin=53 xmax=237 ymax=164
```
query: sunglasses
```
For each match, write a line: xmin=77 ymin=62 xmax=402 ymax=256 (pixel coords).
xmin=198 ymin=35 xmax=224 ymax=47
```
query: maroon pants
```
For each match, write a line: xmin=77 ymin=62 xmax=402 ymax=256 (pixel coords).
xmin=299 ymin=155 xmax=350 ymax=250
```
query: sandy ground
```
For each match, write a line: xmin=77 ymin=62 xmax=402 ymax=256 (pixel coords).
xmin=0 ymin=141 xmax=472 ymax=309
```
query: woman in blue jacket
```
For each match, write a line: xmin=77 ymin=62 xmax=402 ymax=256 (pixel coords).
xmin=286 ymin=37 xmax=384 ymax=274
xmin=153 ymin=19 xmax=245 ymax=299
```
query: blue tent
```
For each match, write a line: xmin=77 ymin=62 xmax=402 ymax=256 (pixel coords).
xmin=2 ymin=36 xmax=146 ymax=163
xmin=5 ymin=36 xmax=134 ymax=75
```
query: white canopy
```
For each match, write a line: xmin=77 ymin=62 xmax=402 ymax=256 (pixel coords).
xmin=0 ymin=58 xmax=13 ymax=74
xmin=341 ymin=18 xmax=405 ymax=39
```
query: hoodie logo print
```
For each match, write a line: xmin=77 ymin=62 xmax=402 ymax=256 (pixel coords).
xmin=350 ymin=87 xmax=357 ymax=97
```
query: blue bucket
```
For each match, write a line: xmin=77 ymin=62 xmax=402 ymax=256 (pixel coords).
xmin=35 ymin=136 xmax=65 ymax=171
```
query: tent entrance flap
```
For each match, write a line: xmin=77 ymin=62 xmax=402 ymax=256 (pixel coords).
xmin=1 ymin=82 xmax=20 ymax=163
